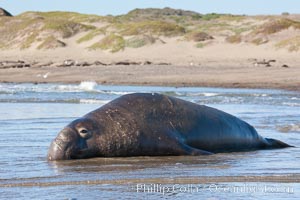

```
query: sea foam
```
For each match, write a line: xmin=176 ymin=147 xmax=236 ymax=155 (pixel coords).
xmin=56 ymin=81 xmax=98 ymax=92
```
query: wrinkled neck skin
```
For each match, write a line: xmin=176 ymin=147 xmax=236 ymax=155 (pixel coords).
xmin=47 ymin=107 xmax=141 ymax=161
xmin=48 ymin=94 xmax=153 ymax=161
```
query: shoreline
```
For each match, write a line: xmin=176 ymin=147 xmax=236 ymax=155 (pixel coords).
xmin=0 ymin=80 xmax=298 ymax=92
xmin=0 ymin=64 xmax=299 ymax=92
xmin=1 ymin=9 xmax=300 ymax=93
xmin=1 ymin=46 xmax=300 ymax=93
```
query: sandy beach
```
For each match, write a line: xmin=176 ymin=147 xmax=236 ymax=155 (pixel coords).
xmin=1 ymin=9 xmax=300 ymax=91
xmin=0 ymin=43 xmax=299 ymax=91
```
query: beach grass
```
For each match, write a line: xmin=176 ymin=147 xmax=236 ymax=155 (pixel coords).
xmin=276 ymin=36 xmax=300 ymax=52
xmin=88 ymin=33 xmax=125 ymax=52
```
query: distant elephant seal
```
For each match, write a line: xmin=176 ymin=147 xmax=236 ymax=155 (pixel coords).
xmin=48 ymin=93 xmax=291 ymax=160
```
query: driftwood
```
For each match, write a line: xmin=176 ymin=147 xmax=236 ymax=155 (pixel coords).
xmin=0 ymin=60 xmax=30 ymax=69
xmin=252 ymin=59 xmax=276 ymax=67
xmin=0 ymin=59 xmax=172 ymax=69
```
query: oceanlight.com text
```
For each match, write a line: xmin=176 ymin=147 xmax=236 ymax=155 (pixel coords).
xmin=134 ymin=183 xmax=294 ymax=195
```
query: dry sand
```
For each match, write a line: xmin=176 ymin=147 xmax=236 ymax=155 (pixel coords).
xmin=0 ymin=41 xmax=299 ymax=91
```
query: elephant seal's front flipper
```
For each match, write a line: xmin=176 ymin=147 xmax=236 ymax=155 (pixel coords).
xmin=178 ymin=143 xmax=214 ymax=156
xmin=159 ymin=135 xmax=214 ymax=156
xmin=139 ymin=128 xmax=213 ymax=156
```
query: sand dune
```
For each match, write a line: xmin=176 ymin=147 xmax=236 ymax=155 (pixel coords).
xmin=0 ymin=8 xmax=299 ymax=91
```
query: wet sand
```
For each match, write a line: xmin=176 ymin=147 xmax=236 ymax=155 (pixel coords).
xmin=2 ymin=175 xmax=299 ymax=187
xmin=0 ymin=64 xmax=299 ymax=91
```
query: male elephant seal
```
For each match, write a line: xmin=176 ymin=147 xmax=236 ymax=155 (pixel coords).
xmin=48 ymin=93 xmax=291 ymax=160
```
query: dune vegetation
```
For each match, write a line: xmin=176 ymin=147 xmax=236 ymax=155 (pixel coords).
xmin=276 ymin=36 xmax=300 ymax=52
xmin=88 ymin=33 xmax=125 ymax=52
xmin=0 ymin=7 xmax=300 ymax=52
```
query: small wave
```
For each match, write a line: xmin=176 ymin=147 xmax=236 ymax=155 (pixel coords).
xmin=0 ymin=85 xmax=15 ymax=94
xmin=79 ymin=99 xmax=110 ymax=104
xmin=252 ymin=94 xmax=268 ymax=97
xmin=55 ymin=82 xmax=134 ymax=95
xmin=203 ymin=93 xmax=219 ymax=97
xmin=0 ymin=91 xmax=14 ymax=95
xmin=184 ymin=92 xmax=219 ymax=97
xmin=56 ymin=81 xmax=98 ymax=92
xmin=282 ymin=102 xmax=300 ymax=107
xmin=277 ymin=123 xmax=300 ymax=133
xmin=78 ymin=81 xmax=97 ymax=91
xmin=104 ymin=91 xmax=133 ymax=95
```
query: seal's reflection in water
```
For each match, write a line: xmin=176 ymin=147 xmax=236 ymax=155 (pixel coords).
xmin=43 ymin=151 xmax=300 ymax=194
xmin=48 ymin=152 xmax=251 ymax=178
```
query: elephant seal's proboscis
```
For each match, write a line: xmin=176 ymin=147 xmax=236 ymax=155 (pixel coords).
xmin=48 ymin=93 xmax=292 ymax=160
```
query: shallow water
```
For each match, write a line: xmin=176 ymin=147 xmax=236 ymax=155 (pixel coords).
xmin=0 ymin=82 xmax=299 ymax=199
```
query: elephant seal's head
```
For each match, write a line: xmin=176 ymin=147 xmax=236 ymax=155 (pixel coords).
xmin=47 ymin=118 xmax=100 ymax=161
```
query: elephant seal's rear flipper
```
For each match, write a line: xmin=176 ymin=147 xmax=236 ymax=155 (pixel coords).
xmin=265 ymin=138 xmax=294 ymax=149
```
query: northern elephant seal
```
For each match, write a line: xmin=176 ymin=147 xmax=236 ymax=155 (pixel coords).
xmin=48 ymin=93 xmax=291 ymax=160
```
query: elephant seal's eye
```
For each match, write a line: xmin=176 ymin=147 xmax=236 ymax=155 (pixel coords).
xmin=78 ymin=128 xmax=92 ymax=139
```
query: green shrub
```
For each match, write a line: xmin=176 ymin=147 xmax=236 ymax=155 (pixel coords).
xmin=202 ymin=13 xmax=222 ymax=21
xmin=254 ymin=18 xmax=300 ymax=35
xmin=226 ymin=35 xmax=242 ymax=43
xmin=126 ymin=35 xmax=156 ymax=48
xmin=120 ymin=21 xmax=186 ymax=36
xmin=77 ymin=28 xmax=107 ymax=43
xmin=43 ymin=20 xmax=96 ymax=38
xmin=191 ymin=14 xmax=202 ymax=20
xmin=196 ymin=42 xmax=205 ymax=48
xmin=89 ymin=34 xmax=125 ymax=52
xmin=281 ymin=12 xmax=290 ymax=16
xmin=28 ymin=11 xmax=104 ymax=23
xmin=251 ymin=37 xmax=268 ymax=45
xmin=37 ymin=36 xmax=66 ymax=49
xmin=276 ymin=36 xmax=300 ymax=52
xmin=185 ymin=31 xmax=213 ymax=42
xmin=231 ymin=27 xmax=251 ymax=34
xmin=20 ymin=32 xmax=39 ymax=49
